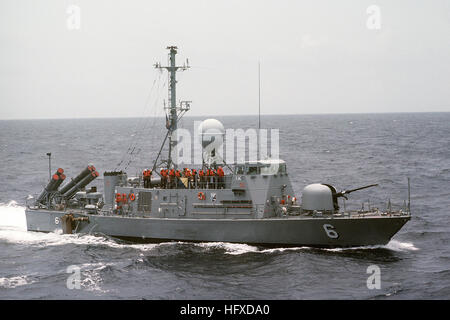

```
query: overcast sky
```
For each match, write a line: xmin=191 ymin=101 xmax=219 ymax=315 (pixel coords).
xmin=0 ymin=0 xmax=449 ymax=119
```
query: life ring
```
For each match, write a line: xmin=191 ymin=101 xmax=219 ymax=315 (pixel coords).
xmin=129 ymin=193 xmax=135 ymax=201
xmin=198 ymin=192 xmax=205 ymax=200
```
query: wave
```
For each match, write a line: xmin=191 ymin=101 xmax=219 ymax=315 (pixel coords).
xmin=385 ymin=239 xmax=419 ymax=252
xmin=0 ymin=226 xmax=163 ymax=251
xmin=73 ymin=262 xmax=118 ymax=293
xmin=0 ymin=275 xmax=35 ymax=289
xmin=0 ymin=201 xmax=163 ymax=250
xmin=195 ymin=242 xmax=308 ymax=255
xmin=0 ymin=201 xmax=27 ymax=231
xmin=319 ymin=239 xmax=419 ymax=253
xmin=194 ymin=239 xmax=419 ymax=255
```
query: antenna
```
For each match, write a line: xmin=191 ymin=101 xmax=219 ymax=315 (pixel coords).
xmin=46 ymin=152 xmax=51 ymax=181
xmin=258 ymin=61 xmax=261 ymax=130
xmin=257 ymin=61 xmax=261 ymax=160
xmin=408 ymin=177 xmax=411 ymax=213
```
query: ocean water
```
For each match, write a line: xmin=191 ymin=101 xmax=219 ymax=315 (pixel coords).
xmin=0 ymin=113 xmax=449 ymax=299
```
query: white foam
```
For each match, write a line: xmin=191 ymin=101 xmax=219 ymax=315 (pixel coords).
xmin=259 ymin=246 xmax=309 ymax=254
xmin=0 ymin=227 xmax=163 ymax=252
xmin=76 ymin=262 xmax=115 ymax=293
xmin=0 ymin=201 xmax=165 ymax=250
xmin=196 ymin=242 xmax=260 ymax=255
xmin=321 ymin=239 xmax=419 ymax=253
xmin=195 ymin=241 xmax=308 ymax=255
xmin=0 ymin=201 xmax=27 ymax=231
xmin=0 ymin=275 xmax=35 ymax=289
xmin=195 ymin=239 xmax=419 ymax=255
xmin=385 ymin=239 xmax=419 ymax=252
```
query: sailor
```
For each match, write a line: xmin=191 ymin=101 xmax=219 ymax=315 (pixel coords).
xmin=143 ymin=169 xmax=152 ymax=188
xmin=206 ymin=169 xmax=215 ymax=189
xmin=181 ymin=168 xmax=188 ymax=188
xmin=199 ymin=169 xmax=205 ymax=188
xmin=191 ymin=169 xmax=197 ymax=188
xmin=142 ymin=169 xmax=146 ymax=188
xmin=169 ymin=169 xmax=175 ymax=189
xmin=160 ymin=169 xmax=167 ymax=189
xmin=213 ymin=169 xmax=217 ymax=188
xmin=175 ymin=169 xmax=181 ymax=188
xmin=217 ymin=166 xmax=225 ymax=189
xmin=185 ymin=168 xmax=192 ymax=189
xmin=205 ymin=169 xmax=210 ymax=188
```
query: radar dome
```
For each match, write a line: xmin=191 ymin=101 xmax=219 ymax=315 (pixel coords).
xmin=198 ymin=119 xmax=225 ymax=149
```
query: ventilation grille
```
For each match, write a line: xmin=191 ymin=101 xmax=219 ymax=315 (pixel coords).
xmin=138 ymin=191 xmax=152 ymax=212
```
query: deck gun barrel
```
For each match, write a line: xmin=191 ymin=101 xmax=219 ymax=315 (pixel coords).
xmin=335 ymin=184 xmax=378 ymax=199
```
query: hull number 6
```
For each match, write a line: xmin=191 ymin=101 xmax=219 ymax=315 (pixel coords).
xmin=323 ymin=224 xmax=339 ymax=239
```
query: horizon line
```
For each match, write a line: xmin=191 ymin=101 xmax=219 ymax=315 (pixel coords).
xmin=0 ymin=110 xmax=449 ymax=121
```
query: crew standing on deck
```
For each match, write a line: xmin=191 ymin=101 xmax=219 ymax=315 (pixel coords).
xmin=160 ymin=169 xmax=168 ymax=189
xmin=169 ymin=169 xmax=175 ymax=189
xmin=175 ymin=169 xmax=181 ymax=188
xmin=206 ymin=168 xmax=214 ymax=189
xmin=192 ymin=169 xmax=197 ymax=188
xmin=184 ymin=168 xmax=192 ymax=189
xmin=143 ymin=169 xmax=152 ymax=188
xmin=217 ymin=166 xmax=225 ymax=189
xmin=199 ymin=169 xmax=205 ymax=188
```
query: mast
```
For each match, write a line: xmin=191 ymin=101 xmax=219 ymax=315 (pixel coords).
xmin=258 ymin=61 xmax=261 ymax=131
xmin=154 ymin=46 xmax=190 ymax=169
xmin=257 ymin=61 xmax=261 ymax=160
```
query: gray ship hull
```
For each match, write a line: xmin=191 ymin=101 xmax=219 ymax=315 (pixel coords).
xmin=25 ymin=209 xmax=410 ymax=247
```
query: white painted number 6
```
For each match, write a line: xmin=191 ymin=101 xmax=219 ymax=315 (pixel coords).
xmin=323 ymin=224 xmax=339 ymax=239
xmin=55 ymin=217 xmax=60 ymax=225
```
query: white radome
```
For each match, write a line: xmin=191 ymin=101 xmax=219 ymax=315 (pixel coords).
xmin=198 ymin=119 xmax=225 ymax=148
xmin=301 ymin=183 xmax=334 ymax=211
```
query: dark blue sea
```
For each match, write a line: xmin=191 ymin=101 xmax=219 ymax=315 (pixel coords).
xmin=0 ymin=113 xmax=449 ymax=299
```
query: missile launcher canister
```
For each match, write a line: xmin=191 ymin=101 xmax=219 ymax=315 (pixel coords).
xmin=36 ymin=168 xmax=66 ymax=205
xmin=59 ymin=165 xmax=95 ymax=195
xmin=62 ymin=171 xmax=99 ymax=200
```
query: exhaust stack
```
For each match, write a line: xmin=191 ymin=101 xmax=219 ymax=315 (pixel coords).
xmin=103 ymin=171 xmax=127 ymax=207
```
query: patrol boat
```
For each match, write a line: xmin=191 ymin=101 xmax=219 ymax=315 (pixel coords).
xmin=25 ymin=46 xmax=411 ymax=247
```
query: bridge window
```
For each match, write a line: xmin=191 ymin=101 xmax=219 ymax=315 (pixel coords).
xmin=247 ymin=166 xmax=259 ymax=175
xmin=236 ymin=165 xmax=244 ymax=175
